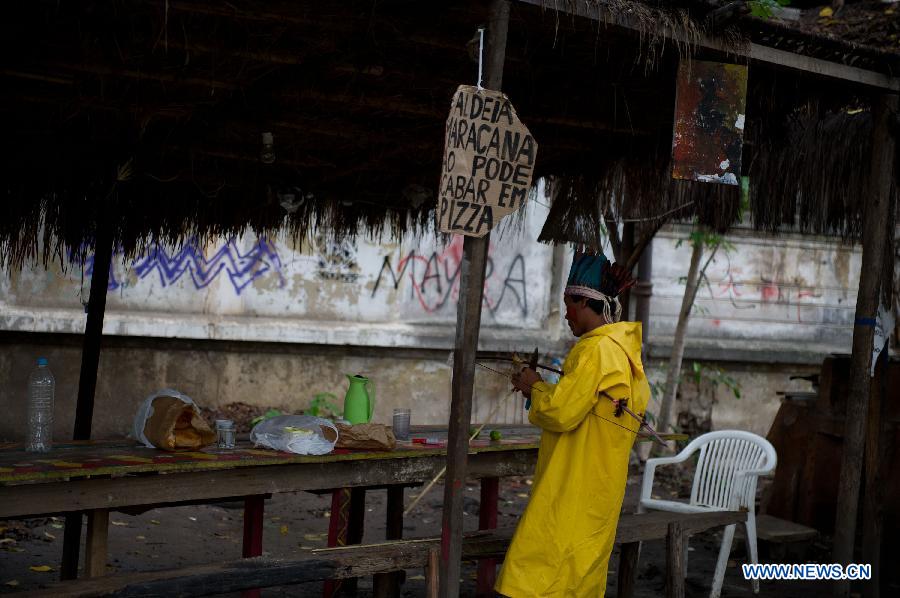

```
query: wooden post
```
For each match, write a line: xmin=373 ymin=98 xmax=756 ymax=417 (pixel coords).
xmin=84 ymin=509 xmax=109 ymax=578
xmin=635 ymin=237 xmax=653 ymax=346
xmin=862 ymin=347 xmax=889 ymax=598
xmin=373 ymin=486 xmax=404 ymax=598
xmin=426 ymin=548 xmax=441 ymax=598
xmin=832 ymin=93 xmax=897 ymax=598
xmin=61 ymin=223 xmax=114 ymax=581
xmin=617 ymin=542 xmax=640 ymax=598
xmin=665 ymin=522 xmax=685 ymax=598
xmin=242 ymin=495 xmax=266 ymax=598
xmin=619 ymin=222 xmax=635 ymax=318
xmin=475 ymin=477 xmax=499 ymax=596
xmin=438 ymin=2 xmax=509 ymax=597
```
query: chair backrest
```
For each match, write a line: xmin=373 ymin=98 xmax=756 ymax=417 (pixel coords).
xmin=685 ymin=430 xmax=777 ymax=510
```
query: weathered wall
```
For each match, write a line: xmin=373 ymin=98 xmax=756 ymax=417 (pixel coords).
xmin=2 ymin=202 xmax=892 ymax=442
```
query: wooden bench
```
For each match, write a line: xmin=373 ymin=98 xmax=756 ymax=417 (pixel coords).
xmin=23 ymin=510 xmax=746 ymax=598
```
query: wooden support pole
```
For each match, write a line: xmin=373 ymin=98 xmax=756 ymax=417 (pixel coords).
xmin=61 ymin=222 xmax=114 ymax=581
xmin=242 ymin=495 xmax=266 ymax=598
xmin=84 ymin=509 xmax=109 ymax=578
xmin=665 ymin=522 xmax=685 ymax=598
xmin=475 ymin=477 xmax=500 ymax=596
xmin=862 ymin=348 xmax=889 ymax=598
xmin=617 ymin=542 xmax=640 ymax=598
xmin=832 ymin=93 xmax=898 ymax=598
xmin=635 ymin=238 xmax=653 ymax=346
xmin=373 ymin=486 xmax=404 ymax=598
xmin=438 ymin=3 xmax=509 ymax=597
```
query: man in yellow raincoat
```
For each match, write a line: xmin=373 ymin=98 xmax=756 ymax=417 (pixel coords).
xmin=496 ymin=250 xmax=651 ymax=597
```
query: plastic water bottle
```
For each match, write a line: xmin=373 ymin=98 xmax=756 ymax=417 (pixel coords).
xmin=26 ymin=358 xmax=55 ymax=453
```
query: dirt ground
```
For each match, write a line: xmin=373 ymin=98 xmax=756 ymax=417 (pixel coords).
xmin=1 ymin=466 xmax=871 ymax=597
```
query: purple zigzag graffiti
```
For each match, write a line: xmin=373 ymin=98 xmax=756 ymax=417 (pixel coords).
xmin=131 ymin=237 xmax=285 ymax=295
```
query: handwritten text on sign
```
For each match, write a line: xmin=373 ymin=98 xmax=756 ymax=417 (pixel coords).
xmin=437 ymin=85 xmax=537 ymax=237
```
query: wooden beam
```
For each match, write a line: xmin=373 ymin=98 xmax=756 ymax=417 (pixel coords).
xmin=84 ymin=509 xmax=109 ymax=579
xmin=832 ymin=93 xmax=898 ymax=597
xmin=438 ymin=3 xmax=510 ymax=596
xmin=28 ymin=511 xmax=746 ymax=598
xmin=513 ymin=0 xmax=900 ymax=91
xmin=62 ymin=214 xmax=114 ymax=580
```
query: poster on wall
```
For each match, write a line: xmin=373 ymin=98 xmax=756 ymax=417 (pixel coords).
xmin=671 ymin=60 xmax=748 ymax=186
xmin=437 ymin=85 xmax=538 ymax=237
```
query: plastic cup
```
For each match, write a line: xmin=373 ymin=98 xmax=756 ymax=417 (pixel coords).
xmin=393 ymin=408 xmax=411 ymax=441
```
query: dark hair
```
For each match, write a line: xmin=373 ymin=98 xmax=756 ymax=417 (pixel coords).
xmin=585 ymin=296 xmax=612 ymax=317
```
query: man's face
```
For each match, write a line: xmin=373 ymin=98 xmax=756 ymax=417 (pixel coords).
xmin=564 ymin=294 xmax=586 ymax=337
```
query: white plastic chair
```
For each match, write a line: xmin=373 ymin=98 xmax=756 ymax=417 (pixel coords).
xmin=638 ymin=430 xmax=777 ymax=598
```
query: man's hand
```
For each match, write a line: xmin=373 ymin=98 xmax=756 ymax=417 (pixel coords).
xmin=511 ymin=367 xmax=542 ymax=398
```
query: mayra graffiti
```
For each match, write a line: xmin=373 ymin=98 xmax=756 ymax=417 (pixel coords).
xmin=80 ymin=237 xmax=286 ymax=295
xmin=371 ymin=236 xmax=529 ymax=317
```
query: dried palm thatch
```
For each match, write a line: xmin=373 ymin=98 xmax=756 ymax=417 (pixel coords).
xmin=0 ymin=0 xmax=896 ymax=271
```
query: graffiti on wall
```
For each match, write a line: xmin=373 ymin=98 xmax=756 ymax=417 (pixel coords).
xmin=371 ymin=236 xmax=529 ymax=317
xmin=81 ymin=237 xmax=286 ymax=295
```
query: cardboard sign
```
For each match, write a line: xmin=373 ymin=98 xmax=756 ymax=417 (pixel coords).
xmin=437 ymin=85 xmax=537 ymax=236
xmin=672 ymin=60 xmax=747 ymax=186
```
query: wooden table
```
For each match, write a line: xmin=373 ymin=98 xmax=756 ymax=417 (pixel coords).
xmin=0 ymin=434 xmax=538 ymax=596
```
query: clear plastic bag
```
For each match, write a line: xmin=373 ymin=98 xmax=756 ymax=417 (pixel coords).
xmin=250 ymin=415 xmax=338 ymax=455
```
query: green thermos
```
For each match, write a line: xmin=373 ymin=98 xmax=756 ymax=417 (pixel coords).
xmin=343 ymin=374 xmax=375 ymax=424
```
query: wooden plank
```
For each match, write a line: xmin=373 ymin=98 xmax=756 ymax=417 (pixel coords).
xmin=833 ymin=93 xmax=898 ymax=598
xmin=665 ymin=523 xmax=685 ymax=598
xmin=513 ymin=0 xmax=900 ymax=91
xmin=84 ymin=509 xmax=109 ymax=579
xmin=439 ymin=4 xmax=510 ymax=595
xmin=0 ymin=450 xmax=537 ymax=519
xmin=755 ymin=514 xmax=817 ymax=544
xmin=27 ymin=511 xmax=746 ymax=598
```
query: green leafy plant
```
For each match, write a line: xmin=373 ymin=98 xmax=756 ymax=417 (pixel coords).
xmin=306 ymin=393 xmax=342 ymax=419
xmin=250 ymin=409 xmax=282 ymax=427
xmin=749 ymin=0 xmax=791 ymax=19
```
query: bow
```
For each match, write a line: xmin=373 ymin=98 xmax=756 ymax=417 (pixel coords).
xmin=475 ymin=350 xmax=673 ymax=448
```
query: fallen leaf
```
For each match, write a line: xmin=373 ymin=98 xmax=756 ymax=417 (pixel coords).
xmin=188 ymin=516 xmax=197 ymax=522
xmin=323 ymin=512 xmax=331 ymax=518
xmin=303 ymin=533 xmax=325 ymax=542
xmin=819 ymin=7 xmax=833 ymax=17
xmin=279 ymin=525 xmax=289 ymax=536
xmin=4 ymin=580 xmax=19 ymax=587
xmin=43 ymin=532 xmax=56 ymax=540
xmin=408 ymin=575 xmax=425 ymax=581
xmin=149 ymin=520 xmax=160 ymax=525
xmin=50 ymin=523 xmax=63 ymax=529
xmin=29 ymin=565 xmax=53 ymax=573
xmin=525 ymin=479 xmax=533 ymax=485
xmin=111 ymin=521 xmax=128 ymax=527
xmin=136 ymin=535 xmax=146 ymax=541
xmin=270 ymin=516 xmax=281 ymax=522
xmin=5 ymin=547 xmax=25 ymax=553
xmin=516 ymin=493 xmax=529 ymax=498
xmin=0 ymin=538 xmax=15 ymax=545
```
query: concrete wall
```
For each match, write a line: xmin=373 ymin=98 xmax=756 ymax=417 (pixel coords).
xmin=2 ymin=200 xmax=892 ymax=442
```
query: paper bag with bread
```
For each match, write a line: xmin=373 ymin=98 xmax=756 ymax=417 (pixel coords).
xmin=132 ymin=389 xmax=216 ymax=451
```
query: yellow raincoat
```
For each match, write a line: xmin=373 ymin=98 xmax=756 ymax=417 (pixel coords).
xmin=496 ymin=321 xmax=650 ymax=597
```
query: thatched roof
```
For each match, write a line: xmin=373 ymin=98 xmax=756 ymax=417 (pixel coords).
xmin=0 ymin=0 xmax=896 ymax=267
